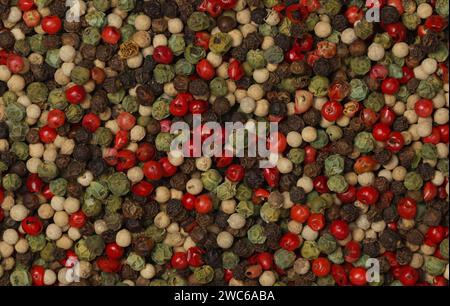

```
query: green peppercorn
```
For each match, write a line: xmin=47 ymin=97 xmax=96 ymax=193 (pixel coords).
xmin=215 ymin=180 xmax=237 ymax=200
xmin=247 ymin=224 xmax=266 ymax=244
xmin=126 ymin=252 xmax=146 ymax=271
xmin=311 ymin=129 xmax=329 ymax=150
xmin=37 ymin=162 xmax=59 ymax=182
xmin=86 ymin=181 xmax=109 ymax=200
xmin=82 ymin=197 xmax=103 ymax=217
xmin=350 ymin=56 xmax=371 ymax=76
xmin=85 ymin=10 xmax=106 ymax=28
xmin=107 ymin=172 xmax=131 ymax=196
xmin=354 ymin=131 xmax=375 ymax=153
xmin=246 ymin=49 xmax=267 ymax=69
xmin=66 ymin=104 xmax=84 ymax=123
xmin=201 ymin=169 xmax=223 ymax=191
xmin=175 ymin=58 xmax=195 ymax=75
xmin=82 ymin=27 xmax=102 ymax=45
xmin=260 ymin=202 xmax=280 ymax=223
xmin=235 ymin=184 xmax=252 ymax=201
xmin=27 ymin=234 xmax=46 ymax=252
xmin=404 ymin=172 xmax=423 ymax=191
xmin=151 ymin=243 xmax=173 ymax=265
xmin=421 ymin=143 xmax=438 ymax=160
xmin=49 ymin=178 xmax=68 ymax=196
xmin=11 ymin=141 xmax=29 ymax=160
xmin=187 ymin=12 xmax=211 ymax=32
xmin=48 ymin=88 xmax=68 ymax=109
xmin=288 ymin=148 xmax=305 ymax=164
xmin=155 ymin=132 xmax=174 ymax=152
xmin=209 ymin=77 xmax=228 ymax=97
xmin=168 ymin=34 xmax=186 ymax=56
xmin=349 ymin=79 xmax=369 ymax=101
xmin=274 ymin=249 xmax=296 ymax=269
xmin=93 ymin=127 xmax=113 ymax=147
xmin=354 ymin=19 xmax=373 ymax=40
xmin=318 ymin=233 xmax=338 ymax=255
xmin=185 ymin=44 xmax=206 ymax=65
xmin=26 ymin=82 xmax=49 ymax=104
xmin=2 ymin=173 xmax=22 ymax=191
xmin=45 ymin=49 xmax=62 ymax=68
xmin=424 ymin=256 xmax=447 ymax=276
xmin=5 ymin=102 xmax=26 ymax=123
xmin=327 ymin=175 xmax=349 ymax=193
xmin=308 ymin=76 xmax=329 ymax=97
xmin=194 ymin=265 xmax=215 ymax=284
xmin=10 ymin=269 xmax=32 ymax=286
xmin=122 ymin=95 xmax=139 ymax=113
xmin=264 ymin=46 xmax=284 ymax=64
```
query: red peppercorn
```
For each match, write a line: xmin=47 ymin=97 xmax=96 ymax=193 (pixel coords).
xmin=194 ymin=32 xmax=210 ymax=50
xmin=18 ymin=0 xmax=35 ymax=11
xmin=82 ymin=113 xmax=101 ymax=132
xmin=195 ymin=194 xmax=213 ymax=214
xmin=385 ymin=22 xmax=407 ymax=42
xmin=189 ymin=99 xmax=209 ymax=114
xmin=345 ymin=6 xmax=364 ymax=24
xmin=114 ymin=130 xmax=129 ymax=150
xmin=399 ymin=66 xmax=414 ymax=84
xmin=263 ymin=167 xmax=280 ymax=188
xmin=39 ymin=125 xmax=57 ymax=144
xmin=225 ymin=164 xmax=245 ymax=182
xmin=105 ymin=242 xmax=124 ymax=259
xmin=386 ymin=131 xmax=405 ymax=152
xmin=330 ymin=220 xmax=350 ymax=240
xmin=312 ymin=257 xmax=331 ymax=277
xmin=181 ymin=193 xmax=196 ymax=211
xmin=96 ymin=257 xmax=121 ymax=273
xmin=290 ymin=204 xmax=310 ymax=223
xmin=438 ymin=124 xmax=449 ymax=143
xmin=267 ymin=132 xmax=287 ymax=154
xmin=304 ymin=146 xmax=317 ymax=164
xmin=116 ymin=149 xmax=136 ymax=172
xmin=353 ymin=156 xmax=378 ymax=174
xmin=101 ymin=26 xmax=121 ymax=44
xmin=218 ymin=0 xmax=237 ymax=9
xmin=187 ymin=246 xmax=204 ymax=267
xmin=26 ymin=174 xmax=43 ymax=193
xmin=423 ymin=181 xmax=438 ymax=202
xmin=47 ymin=109 xmax=65 ymax=129
xmin=227 ymin=59 xmax=244 ymax=81
xmin=65 ymin=84 xmax=86 ymax=104
xmin=41 ymin=184 xmax=54 ymax=200
xmin=131 ymin=181 xmax=154 ymax=197
xmin=21 ymin=216 xmax=43 ymax=236
xmin=136 ymin=143 xmax=155 ymax=162
xmin=196 ymin=59 xmax=215 ymax=80
xmin=279 ymin=232 xmax=301 ymax=251
xmin=425 ymin=15 xmax=447 ymax=32
xmin=170 ymin=93 xmax=193 ymax=117
xmin=160 ymin=157 xmax=177 ymax=177
xmin=321 ymin=100 xmax=343 ymax=122
xmin=6 ymin=53 xmax=25 ymax=74
xmin=397 ymin=197 xmax=417 ymax=220
xmin=171 ymin=252 xmax=189 ymax=270
xmin=41 ymin=15 xmax=62 ymax=34
xmin=369 ymin=64 xmax=388 ymax=80
xmin=344 ymin=241 xmax=361 ymax=263
xmin=117 ymin=112 xmax=136 ymax=130
xmin=69 ymin=210 xmax=87 ymax=228
xmin=153 ymin=46 xmax=174 ymax=64
xmin=337 ymin=185 xmax=357 ymax=203
xmin=143 ymin=160 xmax=163 ymax=181
xmin=356 ymin=186 xmax=379 ymax=205
xmin=307 ymin=213 xmax=325 ymax=231
xmin=257 ymin=252 xmax=273 ymax=270
xmin=331 ymin=264 xmax=349 ymax=286
xmin=379 ymin=106 xmax=396 ymax=126
xmin=349 ymin=267 xmax=367 ymax=286
xmin=360 ymin=107 xmax=379 ymax=127
xmin=313 ymin=176 xmax=329 ymax=193
xmin=414 ymin=98 xmax=434 ymax=118
xmin=398 ymin=266 xmax=419 ymax=286
xmin=425 ymin=225 xmax=446 ymax=245
xmin=30 ymin=265 xmax=45 ymax=286
xmin=0 ymin=208 xmax=4 ymax=223
xmin=372 ymin=123 xmax=391 ymax=141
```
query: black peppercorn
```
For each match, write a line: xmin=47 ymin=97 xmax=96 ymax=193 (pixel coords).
xmin=380 ymin=6 xmax=400 ymax=24
xmin=217 ymin=15 xmax=237 ymax=33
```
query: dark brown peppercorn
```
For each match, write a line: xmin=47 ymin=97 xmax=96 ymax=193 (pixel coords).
xmin=391 ymin=181 xmax=407 ymax=195
xmin=340 ymin=204 xmax=360 ymax=223
xmin=396 ymin=247 xmax=413 ymax=266
xmin=242 ymin=32 xmax=263 ymax=50
xmin=406 ymin=229 xmax=424 ymax=245
xmin=279 ymin=174 xmax=297 ymax=192
xmin=289 ymin=186 xmax=306 ymax=204
xmin=179 ymin=158 xmax=196 ymax=174
xmin=274 ymin=34 xmax=292 ymax=52
xmin=373 ymin=148 xmax=393 ymax=165
xmin=422 ymin=208 xmax=442 ymax=226
xmin=421 ymin=31 xmax=440 ymax=54
xmin=302 ymin=108 xmax=322 ymax=127
xmin=233 ymin=238 xmax=255 ymax=258
xmin=251 ymin=8 xmax=268 ymax=24
xmin=136 ymin=85 xmax=155 ymax=106
xmin=313 ymin=58 xmax=332 ymax=76
xmin=349 ymin=40 xmax=367 ymax=57
xmin=332 ymin=15 xmax=349 ymax=32
xmin=132 ymin=236 xmax=155 ymax=257
xmin=417 ymin=163 xmax=435 ymax=181
xmin=383 ymin=205 xmax=399 ymax=223
xmin=217 ymin=15 xmax=237 ymax=32
xmin=67 ymin=182 xmax=83 ymax=198
xmin=173 ymin=75 xmax=190 ymax=93
xmin=392 ymin=116 xmax=409 ymax=132
xmin=146 ymin=118 xmax=161 ymax=135
xmin=22 ymin=193 xmax=40 ymax=211
xmin=189 ymin=79 xmax=209 ymax=96
xmin=212 ymin=97 xmax=231 ymax=115
xmin=231 ymin=46 xmax=248 ymax=62
xmin=373 ymin=177 xmax=390 ymax=193
xmin=379 ymin=229 xmax=400 ymax=251
xmin=380 ymin=6 xmax=400 ymax=24
xmin=0 ymin=31 xmax=15 ymax=50
xmin=122 ymin=200 xmax=144 ymax=220
xmin=362 ymin=239 xmax=381 ymax=257
xmin=303 ymin=162 xmax=322 ymax=178
xmin=398 ymin=147 xmax=416 ymax=168
xmin=406 ymin=78 xmax=420 ymax=93
xmin=244 ymin=169 xmax=264 ymax=188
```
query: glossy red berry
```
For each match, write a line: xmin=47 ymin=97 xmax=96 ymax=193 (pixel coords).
xmin=6 ymin=53 xmax=25 ymax=74
xmin=101 ymin=26 xmax=121 ymax=44
xmin=69 ymin=210 xmax=87 ymax=228
xmin=414 ymin=98 xmax=434 ymax=118
xmin=153 ymin=45 xmax=174 ymax=64
xmin=225 ymin=164 xmax=245 ymax=182
xmin=143 ymin=160 xmax=163 ymax=181
xmin=381 ymin=77 xmax=400 ymax=94
xmin=290 ymin=205 xmax=310 ymax=223
xmin=195 ymin=194 xmax=213 ymax=214
xmin=30 ymin=265 xmax=45 ymax=286
xmin=349 ymin=267 xmax=367 ymax=286
xmin=372 ymin=123 xmax=391 ymax=141
xmin=386 ymin=131 xmax=405 ymax=152
xmin=279 ymin=232 xmax=301 ymax=251
xmin=131 ymin=181 xmax=154 ymax=197
xmin=41 ymin=15 xmax=62 ymax=34
xmin=47 ymin=109 xmax=65 ymax=129
xmin=398 ymin=266 xmax=419 ymax=286
xmin=321 ymin=100 xmax=343 ymax=122
xmin=117 ymin=112 xmax=136 ymax=130
xmin=307 ymin=213 xmax=325 ymax=231
xmin=196 ymin=59 xmax=215 ymax=80
xmin=39 ymin=125 xmax=57 ymax=144
xmin=356 ymin=186 xmax=379 ymax=205
xmin=21 ymin=216 xmax=43 ymax=236
xmin=65 ymin=85 xmax=86 ymax=104
xmin=397 ymin=197 xmax=417 ymax=220
xmin=171 ymin=252 xmax=189 ymax=270
xmin=105 ymin=243 xmax=124 ymax=259
xmin=312 ymin=257 xmax=331 ymax=277
xmin=330 ymin=220 xmax=350 ymax=240
xmin=82 ymin=113 xmax=101 ymax=132
xmin=257 ymin=252 xmax=273 ymax=270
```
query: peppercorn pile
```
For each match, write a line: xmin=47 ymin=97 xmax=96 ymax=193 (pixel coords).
xmin=0 ymin=0 xmax=449 ymax=287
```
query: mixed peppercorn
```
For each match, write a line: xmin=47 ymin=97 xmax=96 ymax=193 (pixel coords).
xmin=0 ymin=0 xmax=449 ymax=286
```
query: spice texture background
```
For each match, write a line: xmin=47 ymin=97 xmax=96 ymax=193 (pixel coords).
xmin=0 ymin=0 xmax=449 ymax=286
